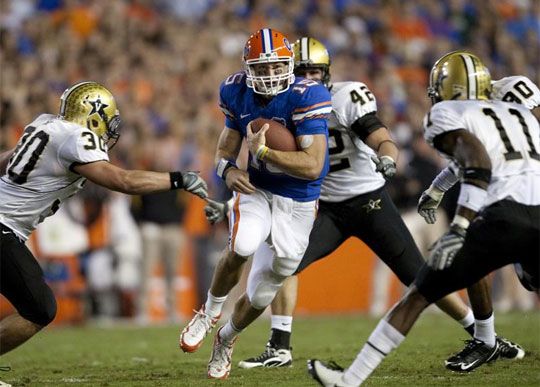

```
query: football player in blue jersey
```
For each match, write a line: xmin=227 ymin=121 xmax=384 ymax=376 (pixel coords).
xmin=178 ymin=28 xmax=332 ymax=380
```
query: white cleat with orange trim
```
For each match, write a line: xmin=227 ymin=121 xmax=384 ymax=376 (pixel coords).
xmin=207 ymin=327 xmax=237 ymax=379
xmin=179 ymin=306 xmax=220 ymax=353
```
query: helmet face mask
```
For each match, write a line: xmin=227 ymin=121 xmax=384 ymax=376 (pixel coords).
xmin=428 ymin=51 xmax=492 ymax=105
xmin=59 ymin=81 xmax=122 ymax=148
xmin=293 ymin=37 xmax=331 ymax=87
xmin=243 ymin=29 xmax=295 ymax=96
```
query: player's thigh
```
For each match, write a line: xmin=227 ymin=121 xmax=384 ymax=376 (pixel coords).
xmin=0 ymin=233 xmax=56 ymax=325
xmin=270 ymin=196 xmax=318 ymax=276
xmin=295 ymin=207 xmax=346 ymax=274
xmin=353 ymin=189 xmax=424 ymax=286
xmin=229 ymin=191 xmax=272 ymax=257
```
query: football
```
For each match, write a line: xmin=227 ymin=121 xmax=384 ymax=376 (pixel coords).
xmin=250 ymin=118 xmax=297 ymax=152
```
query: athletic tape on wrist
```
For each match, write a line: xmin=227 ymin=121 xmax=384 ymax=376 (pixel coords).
xmin=457 ymin=183 xmax=487 ymax=212
xmin=432 ymin=167 xmax=459 ymax=192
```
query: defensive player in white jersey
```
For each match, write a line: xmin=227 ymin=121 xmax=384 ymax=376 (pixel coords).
xmin=308 ymin=52 xmax=540 ymax=386
xmin=0 ymin=81 xmax=208 ymax=355
xmin=205 ymin=37 xmax=476 ymax=369
xmin=415 ymin=72 xmax=538 ymax=369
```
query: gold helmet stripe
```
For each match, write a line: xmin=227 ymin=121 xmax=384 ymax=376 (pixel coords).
xmin=301 ymin=37 xmax=309 ymax=61
xmin=460 ymin=53 xmax=477 ymax=100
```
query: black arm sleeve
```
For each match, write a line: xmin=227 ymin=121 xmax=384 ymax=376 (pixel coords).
xmin=350 ymin=112 xmax=386 ymax=142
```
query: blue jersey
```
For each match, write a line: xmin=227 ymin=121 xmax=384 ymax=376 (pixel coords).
xmin=219 ymin=72 xmax=332 ymax=201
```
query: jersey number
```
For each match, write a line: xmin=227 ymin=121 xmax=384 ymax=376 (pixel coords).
xmin=350 ymin=86 xmax=374 ymax=105
xmin=483 ymin=107 xmax=540 ymax=161
xmin=501 ymin=80 xmax=534 ymax=104
xmin=7 ymin=126 xmax=50 ymax=184
xmin=328 ymin=129 xmax=351 ymax=173
xmin=293 ymin=78 xmax=319 ymax=94
xmin=82 ymin=131 xmax=106 ymax=152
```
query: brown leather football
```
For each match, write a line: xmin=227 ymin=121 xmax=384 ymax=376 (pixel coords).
xmin=250 ymin=118 xmax=297 ymax=152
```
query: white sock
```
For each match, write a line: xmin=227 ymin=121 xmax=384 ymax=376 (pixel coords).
xmin=342 ymin=319 xmax=405 ymax=386
xmin=204 ymin=291 xmax=227 ymax=318
xmin=271 ymin=315 xmax=293 ymax=333
xmin=219 ymin=320 xmax=242 ymax=344
xmin=459 ymin=308 xmax=474 ymax=328
xmin=474 ymin=313 xmax=495 ymax=347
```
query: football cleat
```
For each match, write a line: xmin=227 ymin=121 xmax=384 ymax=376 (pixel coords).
xmin=207 ymin=327 xmax=237 ymax=380
xmin=179 ymin=306 xmax=220 ymax=353
xmin=445 ymin=339 xmax=499 ymax=372
xmin=307 ymin=359 xmax=355 ymax=387
xmin=238 ymin=343 xmax=292 ymax=369
xmin=496 ymin=336 xmax=525 ymax=360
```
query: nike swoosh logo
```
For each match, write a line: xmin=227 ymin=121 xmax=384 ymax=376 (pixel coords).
xmin=2 ymin=230 xmax=11 ymax=234
xmin=281 ymin=323 xmax=291 ymax=326
xmin=240 ymin=113 xmax=251 ymax=119
xmin=459 ymin=359 xmax=479 ymax=371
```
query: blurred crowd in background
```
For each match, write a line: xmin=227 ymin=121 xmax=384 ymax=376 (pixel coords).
xmin=1 ymin=0 xmax=538 ymax=323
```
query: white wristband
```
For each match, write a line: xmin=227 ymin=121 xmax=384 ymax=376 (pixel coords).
xmin=216 ymin=158 xmax=236 ymax=180
xmin=451 ymin=214 xmax=470 ymax=230
xmin=457 ymin=183 xmax=487 ymax=212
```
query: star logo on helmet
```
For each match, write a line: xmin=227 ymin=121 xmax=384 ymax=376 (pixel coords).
xmin=87 ymin=97 xmax=109 ymax=118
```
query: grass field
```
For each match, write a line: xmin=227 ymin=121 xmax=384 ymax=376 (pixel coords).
xmin=2 ymin=311 xmax=539 ymax=386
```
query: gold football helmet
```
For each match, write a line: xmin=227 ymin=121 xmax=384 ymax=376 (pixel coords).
xmin=293 ymin=37 xmax=331 ymax=87
xmin=59 ymin=81 xmax=122 ymax=147
xmin=428 ymin=51 xmax=491 ymax=104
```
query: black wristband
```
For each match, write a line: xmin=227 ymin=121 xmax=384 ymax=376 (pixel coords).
xmin=462 ymin=167 xmax=491 ymax=186
xmin=169 ymin=172 xmax=183 ymax=190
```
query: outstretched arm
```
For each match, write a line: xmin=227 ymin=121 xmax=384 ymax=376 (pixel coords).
xmin=73 ymin=161 xmax=207 ymax=198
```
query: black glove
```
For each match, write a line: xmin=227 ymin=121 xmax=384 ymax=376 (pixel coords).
xmin=427 ymin=224 xmax=467 ymax=270
xmin=371 ymin=155 xmax=396 ymax=179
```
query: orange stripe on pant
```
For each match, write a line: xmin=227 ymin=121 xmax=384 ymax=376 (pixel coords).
xmin=229 ymin=194 xmax=241 ymax=252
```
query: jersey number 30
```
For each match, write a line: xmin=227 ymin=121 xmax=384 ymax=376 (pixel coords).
xmin=7 ymin=126 xmax=49 ymax=184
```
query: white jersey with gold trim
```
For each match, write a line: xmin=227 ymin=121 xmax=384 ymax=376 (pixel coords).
xmin=320 ymin=81 xmax=385 ymax=202
xmin=423 ymin=100 xmax=540 ymax=208
xmin=491 ymin=76 xmax=540 ymax=110
xmin=0 ymin=114 xmax=109 ymax=240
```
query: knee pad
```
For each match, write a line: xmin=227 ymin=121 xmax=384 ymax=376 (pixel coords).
xmin=272 ymin=255 xmax=300 ymax=277
xmin=232 ymin=238 xmax=260 ymax=258
xmin=247 ymin=270 xmax=286 ymax=310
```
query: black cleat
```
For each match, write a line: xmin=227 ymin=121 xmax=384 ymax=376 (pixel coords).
xmin=496 ymin=336 xmax=525 ymax=360
xmin=238 ymin=344 xmax=292 ymax=369
xmin=445 ymin=339 xmax=499 ymax=372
